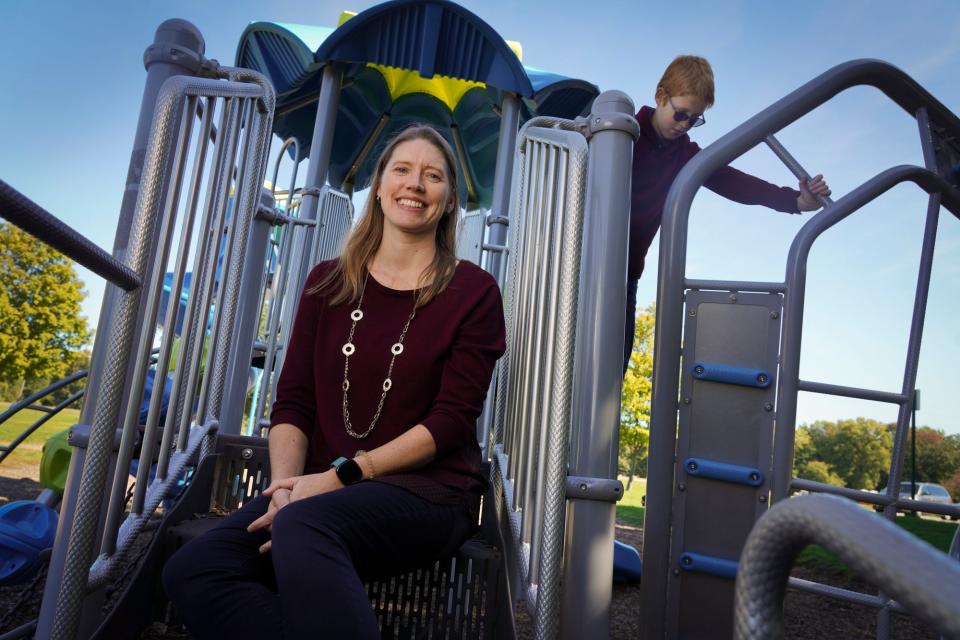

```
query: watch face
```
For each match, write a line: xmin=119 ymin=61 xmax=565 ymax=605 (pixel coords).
xmin=335 ymin=457 xmax=364 ymax=485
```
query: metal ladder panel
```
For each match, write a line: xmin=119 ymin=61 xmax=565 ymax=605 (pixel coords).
xmin=667 ymin=290 xmax=782 ymax=639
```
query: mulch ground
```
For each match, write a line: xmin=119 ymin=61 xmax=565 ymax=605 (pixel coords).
xmin=0 ymin=473 xmax=946 ymax=638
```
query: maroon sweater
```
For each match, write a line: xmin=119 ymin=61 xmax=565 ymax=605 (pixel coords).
xmin=270 ymin=259 xmax=506 ymax=499
xmin=629 ymin=106 xmax=801 ymax=280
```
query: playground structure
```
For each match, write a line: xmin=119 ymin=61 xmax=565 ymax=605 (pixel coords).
xmin=0 ymin=2 xmax=959 ymax=639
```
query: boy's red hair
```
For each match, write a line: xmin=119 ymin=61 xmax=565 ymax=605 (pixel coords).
xmin=658 ymin=55 xmax=715 ymax=106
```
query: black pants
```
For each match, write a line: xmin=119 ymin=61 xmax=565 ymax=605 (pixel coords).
xmin=162 ymin=482 xmax=475 ymax=640
xmin=623 ymin=278 xmax=639 ymax=377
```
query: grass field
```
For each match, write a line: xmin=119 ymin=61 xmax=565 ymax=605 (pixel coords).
xmin=0 ymin=401 xmax=81 ymax=472
xmin=616 ymin=475 xmax=646 ymax=526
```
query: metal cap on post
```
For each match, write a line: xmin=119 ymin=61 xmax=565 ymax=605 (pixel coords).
xmin=36 ymin=20 xmax=208 ymax=640
xmin=560 ymin=90 xmax=638 ymax=640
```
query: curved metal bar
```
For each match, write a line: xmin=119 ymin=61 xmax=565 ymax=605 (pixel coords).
xmin=0 ymin=370 xmax=87 ymax=426
xmin=734 ymin=494 xmax=960 ymax=640
xmin=0 ymin=391 xmax=85 ymax=465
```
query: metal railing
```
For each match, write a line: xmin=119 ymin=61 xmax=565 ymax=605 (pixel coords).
xmin=642 ymin=59 xmax=960 ymax=639
xmin=490 ymin=93 xmax=638 ymax=640
xmin=7 ymin=52 xmax=277 ymax=638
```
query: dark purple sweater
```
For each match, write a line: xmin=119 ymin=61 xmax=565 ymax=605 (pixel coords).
xmin=629 ymin=106 xmax=801 ymax=280
xmin=270 ymin=259 xmax=506 ymax=498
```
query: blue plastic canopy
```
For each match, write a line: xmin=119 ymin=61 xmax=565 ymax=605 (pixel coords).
xmin=236 ymin=0 xmax=599 ymax=208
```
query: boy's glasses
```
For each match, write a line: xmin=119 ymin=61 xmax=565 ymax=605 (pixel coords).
xmin=667 ymin=95 xmax=706 ymax=128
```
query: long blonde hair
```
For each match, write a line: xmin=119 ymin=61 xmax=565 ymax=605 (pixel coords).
xmin=310 ymin=125 xmax=461 ymax=307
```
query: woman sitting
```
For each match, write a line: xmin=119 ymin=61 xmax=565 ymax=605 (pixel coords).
xmin=163 ymin=124 xmax=506 ymax=639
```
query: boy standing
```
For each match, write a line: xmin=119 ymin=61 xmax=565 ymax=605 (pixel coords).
xmin=624 ymin=55 xmax=831 ymax=373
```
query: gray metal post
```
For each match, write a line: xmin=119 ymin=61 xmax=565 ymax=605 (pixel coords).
xmin=486 ymin=92 xmax=521 ymax=283
xmin=289 ymin=63 xmax=341 ymax=299
xmin=219 ymin=189 xmax=276 ymax=434
xmin=35 ymin=20 xmax=206 ymax=640
xmin=560 ymin=91 xmax=638 ymax=640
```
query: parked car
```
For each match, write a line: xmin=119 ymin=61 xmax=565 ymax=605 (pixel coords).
xmin=877 ymin=482 xmax=957 ymax=520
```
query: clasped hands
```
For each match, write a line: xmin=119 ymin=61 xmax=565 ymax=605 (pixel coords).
xmin=247 ymin=469 xmax=345 ymax=553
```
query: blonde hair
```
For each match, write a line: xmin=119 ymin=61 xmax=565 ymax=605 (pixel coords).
xmin=658 ymin=55 xmax=715 ymax=106
xmin=310 ymin=124 xmax=461 ymax=307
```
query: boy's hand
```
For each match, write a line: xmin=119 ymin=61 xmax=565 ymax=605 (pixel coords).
xmin=797 ymin=174 xmax=831 ymax=211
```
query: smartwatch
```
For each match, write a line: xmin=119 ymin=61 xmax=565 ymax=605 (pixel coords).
xmin=331 ymin=456 xmax=363 ymax=485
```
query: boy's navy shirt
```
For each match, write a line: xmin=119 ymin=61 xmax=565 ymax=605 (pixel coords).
xmin=629 ymin=106 xmax=801 ymax=281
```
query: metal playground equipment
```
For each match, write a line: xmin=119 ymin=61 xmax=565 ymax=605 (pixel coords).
xmin=0 ymin=2 xmax=958 ymax=639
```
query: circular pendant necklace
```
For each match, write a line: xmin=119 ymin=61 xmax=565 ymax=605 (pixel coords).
xmin=341 ymin=274 xmax=418 ymax=439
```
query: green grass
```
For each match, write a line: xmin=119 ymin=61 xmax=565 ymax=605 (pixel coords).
xmin=0 ymin=401 xmax=81 ymax=470
xmin=616 ymin=475 xmax=646 ymax=526
xmin=798 ymin=512 xmax=959 ymax=575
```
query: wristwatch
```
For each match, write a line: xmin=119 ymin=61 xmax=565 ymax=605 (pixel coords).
xmin=330 ymin=456 xmax=363 ymax=485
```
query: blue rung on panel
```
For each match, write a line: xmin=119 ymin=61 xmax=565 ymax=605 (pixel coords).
xmin=678 ymin=552 xmax=738 ymax=580
xmin=684 ymin=457 xmax=764 ymax=487
xmin=691 ymin=360 xmax=771 ymax=388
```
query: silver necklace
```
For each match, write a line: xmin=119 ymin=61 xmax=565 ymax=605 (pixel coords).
xmin=341 ymin=274 xmax=417 ymax=439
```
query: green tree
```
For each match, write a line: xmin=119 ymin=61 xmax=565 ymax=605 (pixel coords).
xmin=0 ymin=222 xmax=91 ymax=399
xmin=801 ymin=418 xmax=893 ymax=490
xmin=912 ymin=427 xmax=960 ymax=484
xmin=619 ymin=306 xmax=655 ymax=491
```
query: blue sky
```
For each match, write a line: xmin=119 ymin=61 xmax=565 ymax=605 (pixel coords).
xmin=1 ymin=0 xmax=958 ymax=433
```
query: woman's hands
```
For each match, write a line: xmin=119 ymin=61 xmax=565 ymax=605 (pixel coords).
xmin=247 ymin=469 xmax=345 ymax=552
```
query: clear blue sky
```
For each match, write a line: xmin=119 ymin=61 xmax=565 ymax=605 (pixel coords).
xmin=1 ymin=0 xmax=958 ymax=433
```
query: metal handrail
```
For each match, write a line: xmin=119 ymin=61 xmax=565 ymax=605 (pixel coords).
xmin=734 ymin=494 xmax=960 ymax=640
xmin=0 ymin=180 xmax=140 ymax=291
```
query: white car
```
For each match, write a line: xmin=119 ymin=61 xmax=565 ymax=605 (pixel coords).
xmin=879 ymin=482 xmax=957 ymax=520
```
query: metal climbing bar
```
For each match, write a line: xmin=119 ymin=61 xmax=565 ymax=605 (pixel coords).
xmin=643 ymin=58 xmax=960 ymax=640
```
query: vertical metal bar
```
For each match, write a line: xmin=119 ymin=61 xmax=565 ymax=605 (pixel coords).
xmin=876 ymin=106 xmax=943 ymax=640
xmin=486 ymin=92 xmax=521 ymax=286
xmin=176 ymin=97 xmax=239 ymax=451
xmin=529 ymin=145 xmax=563 ymax=584
xmin=113 ymin=95 xmax=196 ymax=526
xmin=209 ymin=82 xmax=275 ymax=426
xmin=559 ymin=91 xmax=637 ymax=640
xmin=522 ymin=142 xmax=555 ymax=566
xmin=287 ymin=63 xmax=342 ymax=310
xmin=156 ymin=96 xmax=215 ymax=480
xmin=196 ymin=98 xmax=249 ymax=422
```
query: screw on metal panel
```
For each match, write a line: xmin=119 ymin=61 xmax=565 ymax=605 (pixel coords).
xmin=681 ymin=556 xmax=693 ymax=566
xmin=579 ymin=483 xmax=588 ymax=491
xmin=688 ymin=308 xmax=697 ymax=316
xmin=686 ymin=461 xmax=698 ymax=472
xmin=729 ymin=293 xmax=738 ymax=302
xmin=678 ymin=483 xmax=686 ymax=492
xmin=764 ymin=402 xmax=774 ymax=412
xmin=759 ymin=495 xmax=768 ymax=503
xmin=682 ymin=397 xmax=691 ymax=405
xmin=749 ymin=472 xmax=760 ymax=482
xmin=241 ymin=447 xmax=253 ymax=460
xmin=770 ymin=311 xmax=780 ymax=319
xmin=673 ymin=569 xmax=681 ymax=576
xmin=694 ymin=365 xmax=705 ymax=375
xmin=757 ymin=373 xmax=768 ymax=384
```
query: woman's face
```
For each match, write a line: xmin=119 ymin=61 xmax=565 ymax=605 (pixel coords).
xmin=376 ymin=138 xmax=452 ymax=239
